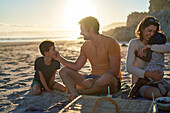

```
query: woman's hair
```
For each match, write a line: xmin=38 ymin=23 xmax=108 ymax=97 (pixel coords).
xmin=79 ymin=16 xmax=99 ymax=33
xmin=135 ymin=16 xmax=161 ymax=41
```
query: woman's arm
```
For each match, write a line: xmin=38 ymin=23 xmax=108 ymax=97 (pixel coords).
xmin=151 ymin=44 xmax=170 ymax=53
xmin=126 ymin=40 xmax=145 ymax=78
xmin=127 ymin=40 xmax=163 ymax=81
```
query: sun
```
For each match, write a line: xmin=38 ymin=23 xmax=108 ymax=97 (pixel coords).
xmin=63 ymin=0 xmax=96 ymax=30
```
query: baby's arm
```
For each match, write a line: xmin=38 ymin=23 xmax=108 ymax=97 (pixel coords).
xmin=38 ymin=71 xmax=51 ymax=92
xmin=134 ymin=48 xmax=152 ymax=62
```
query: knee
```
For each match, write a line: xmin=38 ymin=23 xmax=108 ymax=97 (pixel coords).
xmin=102 ymin=74 xmax=116 ymax=85
xmin=144 ymin=87 xmax=162 ymax=99
xmin=102 ymin=74 xmax=118 ymax=92
xmin=59 ymin=67 xmax=70 ymax=77
xmin=32 ymin=88 xmax=41 ymax=95
xmin=154 ymin=91 xmax=162 ymax=98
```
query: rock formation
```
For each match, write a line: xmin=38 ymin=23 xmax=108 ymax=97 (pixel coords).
xmin=103 ymin=0 xmax=170 ymax=41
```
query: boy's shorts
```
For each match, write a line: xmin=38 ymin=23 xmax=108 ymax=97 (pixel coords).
xmin=31 ymin=79 xmax=57 ymax=90
xmin=83 ymin=74 xmax=121 ymax=92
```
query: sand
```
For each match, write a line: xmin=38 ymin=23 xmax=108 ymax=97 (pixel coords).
xmin=0 ymin=40 xmax=169 ymax=113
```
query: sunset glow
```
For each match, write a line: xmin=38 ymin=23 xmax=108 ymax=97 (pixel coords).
xmin=63 ymin=0 xmax=96 ymax=30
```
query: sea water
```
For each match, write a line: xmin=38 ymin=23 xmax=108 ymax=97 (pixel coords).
xmin=0 ymin=30 xmax=80 ymax=42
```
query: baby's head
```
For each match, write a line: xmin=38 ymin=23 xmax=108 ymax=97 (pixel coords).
xmin=39 ymin=40 xmax=55 ymax=56
xmin=148 ymin=33 xmax=167 ymax=45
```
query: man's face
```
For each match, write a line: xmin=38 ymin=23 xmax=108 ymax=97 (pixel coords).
xmin=80 ymin=24 xmax=92 ymax=40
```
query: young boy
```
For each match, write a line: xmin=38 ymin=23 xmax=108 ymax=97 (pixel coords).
xmin=128 ymin=33 xmax=168 ymax=98
xmin=30 ymin=40 xmax=66 ymax=95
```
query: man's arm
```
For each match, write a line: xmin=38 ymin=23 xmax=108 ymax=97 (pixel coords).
xmin=56 ymin=52 xmax=87 ymax=71
xmin=107 ymin=55 xmax=121 ymax=77
xmin=38 ymin=71 xmax=51 ymax=92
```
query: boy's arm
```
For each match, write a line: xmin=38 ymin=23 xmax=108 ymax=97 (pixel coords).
xmin=49 ymin=70 xmax=57 ymax=89
xmin=134 ymin=49 xmax=152 ymax=62
xmin=38 ymin=71 xmax=51 ymax=92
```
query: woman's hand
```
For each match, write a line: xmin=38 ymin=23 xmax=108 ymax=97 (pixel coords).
xmin=138 ymin=45 xmax=152 ymax=57
xmin=145 ymin=71 xmax=162 ymax=81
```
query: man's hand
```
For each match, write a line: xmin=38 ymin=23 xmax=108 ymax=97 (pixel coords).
xmin=54 ymin=51 xmax=61 ymax=61
xmin=82 ymin=78 xmax=95 ymax=88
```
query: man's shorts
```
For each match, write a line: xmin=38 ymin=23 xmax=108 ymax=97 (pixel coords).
xmin=31 ymin=79 xmax=57 ymax=90
xmin=84 ymin=74 xmax=100 ymax=79
xmin=83 ymin=74 xmax=121 ymax=92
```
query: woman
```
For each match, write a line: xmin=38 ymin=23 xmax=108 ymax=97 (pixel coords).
xmin=126 ymin=16 xmax=170 ymax=99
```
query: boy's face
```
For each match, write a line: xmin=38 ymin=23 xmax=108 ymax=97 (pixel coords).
xmin=46 ymin=45 xmax=56 ymax=59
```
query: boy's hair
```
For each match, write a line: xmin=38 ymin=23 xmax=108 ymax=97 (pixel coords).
xmin=148 ymin=33 xmax=167 ymax=45
xmin=39 ymin=40 xmax=55 ymax=56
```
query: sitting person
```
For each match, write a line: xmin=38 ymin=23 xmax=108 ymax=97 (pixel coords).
xmin=56 ymin=16 xmax=122 ymax=101
xmin=128 ymin=32 xmax=167 ymax=98
xmin=30 ymin=40 xmax=66 ymax=95
xmin=126 ymin=16 xmax=170 ymax=100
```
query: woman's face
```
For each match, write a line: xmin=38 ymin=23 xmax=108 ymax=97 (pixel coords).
xmin=142 ymin=25 xmax=157 ymax=42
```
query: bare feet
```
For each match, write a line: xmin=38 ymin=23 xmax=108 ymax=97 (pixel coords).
xmin=66 ymin=93 xmax=78 ymax=102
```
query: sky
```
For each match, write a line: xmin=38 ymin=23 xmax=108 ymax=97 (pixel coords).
xmin=0 ymin=0 xmax=149 ymax=31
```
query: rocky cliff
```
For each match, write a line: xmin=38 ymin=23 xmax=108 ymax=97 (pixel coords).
xmin=103 ymin=0 xmax=170 ymax=41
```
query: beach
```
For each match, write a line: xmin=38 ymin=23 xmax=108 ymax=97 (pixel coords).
xmin=0 ymin=40 xmax=170 ymax=113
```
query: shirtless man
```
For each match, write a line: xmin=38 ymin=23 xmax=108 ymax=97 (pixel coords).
xmin=56 ymin=16 xmax=122 ymax=101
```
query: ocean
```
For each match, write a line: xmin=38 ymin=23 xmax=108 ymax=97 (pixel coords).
xmin=0 ymin=30 xmax=80 ymax=42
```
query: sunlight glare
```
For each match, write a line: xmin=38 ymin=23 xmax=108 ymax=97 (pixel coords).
xmin=63 ymin=0 xmax=96 ymax=30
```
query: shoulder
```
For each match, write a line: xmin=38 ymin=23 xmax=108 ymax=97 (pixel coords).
xmin=52 ymin=59 xmax=60 ymax=65
xmin=102 ymin=35 xmax=116 ymax=41
xmin=102 ymin=35 xmax=119 ymax=46
xmin=129 ymin=38 xmax=139 ymax=44
xmin=128 ymin=38 xmax=141 ymax=47
xmin=35 ymin=57 xmax=44 ymax=62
